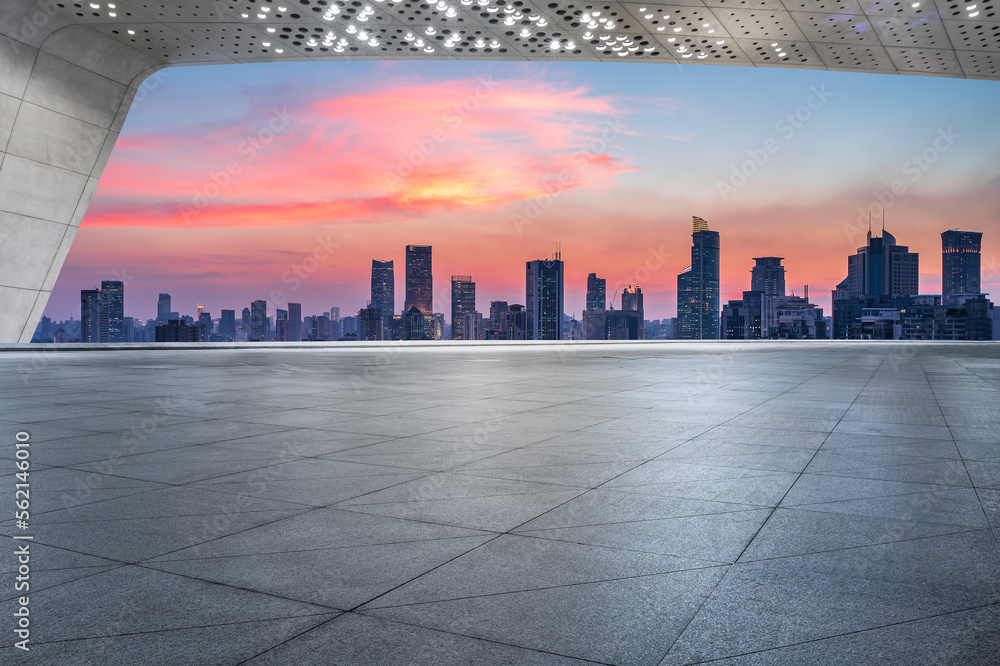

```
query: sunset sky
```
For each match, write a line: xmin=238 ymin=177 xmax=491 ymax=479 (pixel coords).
xmin=45 ymin=60 xmax=1000 ymax=322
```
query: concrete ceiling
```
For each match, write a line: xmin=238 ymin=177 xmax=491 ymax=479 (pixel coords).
xmin=49 ymin=0 xmax=1000 ymax=79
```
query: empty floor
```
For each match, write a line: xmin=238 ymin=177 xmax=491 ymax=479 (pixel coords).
xmin=1 ymin=341 xmax=998 ymax=664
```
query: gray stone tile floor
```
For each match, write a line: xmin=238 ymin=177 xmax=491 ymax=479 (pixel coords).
xmin=0 ymin=341 xmax=998 ymax=664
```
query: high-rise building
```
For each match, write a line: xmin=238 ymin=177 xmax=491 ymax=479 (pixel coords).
xmin=750 ymin=257 xmax=785 ymax=337
xmin=526 ymin=255 xmax=564 ymax=341
xmin=499 ymin=304 xmax=527 ymax=340
xmin=750 ymin=257 xmax=785 ymax=298
xmin=358 ymin=306 xmax=385 ymax=341
xmin=403 ymin=306 xmax=426 ymax=340
xmin=250 ymin=300 xmax=267 ymax=341
xmin=942 ymin=230 xmax=983 ymax=301
xmin=275 ymin=308 xmax=289 ymax=342
xmin=101 ymin=280 xmax=124 ymax=342
xmin=287 ymin=302 xmax=302 ymax=342
xmin=676 ymin=216 xmax=721 ymax=340
xmin=220 ymin=309 xmax=236 ymax=341
xmin=157 ymin=293 xmax=171 ymax=323
xmin=461 ymin=311 xmax=483 ymax=340
xmin=405 ymin=245 xmax=432 ymax=314
xmin=835 ymin=224 xmax=919 ymax=299
xmin=80 ymin=288 xmax=109 ymax=343
xmin=488 ymin=301 xmax=508 ymax=328
xmin=721 ymin=291 xmax=764 ymax=340
xmin=451 ymin=275 xmax=476 ymax=340
xmin=586 ymin=273 xmax=606 ymax=312
xmin=371 ymin=259 xmax=395 ymax=330
xmin=240 ymin=307 xmax=251 ymax=340
xmin=196 ymin=311 xmax=213 ymax=342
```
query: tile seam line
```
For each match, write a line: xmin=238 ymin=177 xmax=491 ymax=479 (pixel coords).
xmin=921 ymin=349 xmax=1000 ymax=554
xmin=655 ymin=347 xmax=885 ymax=663
xmin=684 ymin=600 xmax=1000 ymax=664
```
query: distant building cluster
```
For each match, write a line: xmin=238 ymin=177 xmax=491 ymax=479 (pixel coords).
xmin=831 ymin=227 xmax=993 ymax=340
xmin=34 ymin=216 xmax=994 ymax=344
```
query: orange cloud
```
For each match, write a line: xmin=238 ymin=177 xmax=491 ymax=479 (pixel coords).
xmin=84 ymin=77 xmax=636 ymax=228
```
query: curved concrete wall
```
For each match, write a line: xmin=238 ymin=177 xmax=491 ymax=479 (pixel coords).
xmin=0 ymin=1 xmax=160 ymax=342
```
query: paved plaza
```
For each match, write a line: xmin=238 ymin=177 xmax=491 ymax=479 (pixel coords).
xmin=1 ymin=341 xmax=998 ymax=664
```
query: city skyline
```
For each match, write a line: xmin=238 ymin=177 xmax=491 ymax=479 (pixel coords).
xmin=53 ymin=219 xmax=990 ymax=344
xmin=40 ymin=61 xmax=1000 ymax=323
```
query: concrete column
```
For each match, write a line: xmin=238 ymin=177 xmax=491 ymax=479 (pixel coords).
xmin=0 ymin=0 xmax=161 ymax=342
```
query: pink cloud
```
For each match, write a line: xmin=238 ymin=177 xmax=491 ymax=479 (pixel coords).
xmin=83 ymin=77 xmax=637 ymax=229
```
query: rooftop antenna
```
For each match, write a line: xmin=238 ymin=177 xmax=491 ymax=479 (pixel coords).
xmin=882 ymin=210 xmax=885 ymax=234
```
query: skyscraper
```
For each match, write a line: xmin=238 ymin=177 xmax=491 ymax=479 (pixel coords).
xmin=220 ymin=309 xmax=236 ymax=341
xmin=488 ymin=301 xmax=509 ymax=333
xmin=358 ymin=306 xmax=385 ymax=341
xmin=101 ymin=280 xmax=124 ymax=343
xmin=750 ymin=257 xmax=785 ymax=298
xmin=451 ymin=275 xmax=476 ymax=340
xmin=288 ymin=302 xmax=302 ymax=342
xmin=275 ymin=308 xmax=289 ymax=342
xmin=836 ymin=224 xmax=919 ymax=299
xmin=676 ymin=216 xmax=721 ymax=340
xmin=405 ymin=245 xmax=433 ymax=314
xmin=241 ymin=307 xmax=251 ymax=340
xmin=157 ymin=293 xmax=171 ymax=323
xmin=526 ymin=254 xmax=564 ymax=341
xmin=80 ymin=288 xmax=108 ymax=343
xmin=371 ymin=259 xmax=395 ymax=332
xmin=942 ymin=230 xmax=982 ymax=300
xmin=250 ymin=300 xmax=267 ymax=341
xmin=586 ymin=273 xmax=606 ymax=312
xmin=750 ymin=257 xmax=785 ymax=338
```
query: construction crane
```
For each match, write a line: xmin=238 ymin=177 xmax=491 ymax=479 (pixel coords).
xmin=609 ymin=289 xmax=618 ymax=311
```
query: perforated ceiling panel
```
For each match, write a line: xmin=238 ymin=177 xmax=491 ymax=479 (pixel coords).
xmin=45 ymin=0 xmax=1000 ymax=79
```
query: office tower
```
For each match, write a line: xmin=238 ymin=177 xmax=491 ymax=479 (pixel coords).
xmin=722 ymin=291 xmax=763 ymax=340
xmin=80 ymin=288 xmax=109 ymax=343
xmin=750 ymin=257 xmax=785 ymax=337
xmin=750 ymin=257 xmax=785 ymax=298
xmin=286 ymin=302 xmax=302 ymax=342
xmin=942 ymin=230 xmax=983 ymax=300
xmin=371 ymin=259 xmax=395 ymax=330
xmin=403 ymin=306 xmax=425 ymax=340
xmin=220 ymin=310 xmax=236 ymax=341
xmin=157 ymin=293 xmax=171 ymax=323
xmin=101 ymin=280 xmax=124 ymax=342
xmin=500 ymin=304 xmax=527 ymax=340
xmin=621 ymin=284 xmax=643 ymax=315
xmin=359 ymin=307 xmax=385 ymax=341
xmin=461 ymin=311 xmax=483 ymax=340
xmin=275 ymin=309 xmax=289 ymax=342
xmin=451 ymin=275 xmax=476 ymax=340
xmin=314 ymin=315 xmax=332 ymax=340
xmin=586 ymin=273 xmax=606 ymax=312
xmin=404 ymin=245 xmax=433 ymax=314
xmin=676 ymin=216 xmax=721 ymax=340
xmin=240 ymin=307 xmax=251 ymax=339
xmin=836 ymin=223 xmax=919 ymax=299
xmin=526 ymin=254 xmax=564 ymax=341
xmin=329 ymin=306 xmax=340 ymax=322
xmin=196 ymin=311 xmax=213 ymax=342
xmin=489 ymin=301 xmax=509 ymax=332
xmin=250 ymin=300 xmax=267 ymax=341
